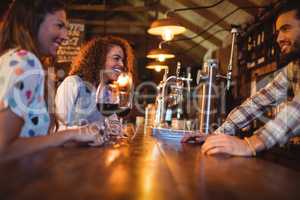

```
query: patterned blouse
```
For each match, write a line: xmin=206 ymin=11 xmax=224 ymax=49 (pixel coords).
xmin=216 ymin=62 xmax=300 ymax=149
xmin=0 ymin=49 xmax=50 ymax=137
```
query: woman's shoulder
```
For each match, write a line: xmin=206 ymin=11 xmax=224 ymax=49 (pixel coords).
xmin=57 ymin=75 xmax=83 ymax=95
xmin=0 ymin=49 xmax=45 ymax=118
xmin=60 ymin=75 xmax=82 ymax=86
xmin=0 ymin=48 xmax=44 ymax=93
xmin=0 ymin=48 xmax=42 ymax=70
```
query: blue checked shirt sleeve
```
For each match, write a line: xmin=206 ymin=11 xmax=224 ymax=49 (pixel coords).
xmin=215 ymin=71 xmax=290 ymax=135
xmin=255 ymin=93 xmax=300 ymax=149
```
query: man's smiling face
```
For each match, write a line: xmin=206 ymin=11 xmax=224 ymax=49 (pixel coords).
xmin=276 ymin=10 xmax=300 ymax=56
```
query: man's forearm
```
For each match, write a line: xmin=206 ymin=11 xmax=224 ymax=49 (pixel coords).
xmin=248 ymin=134 xmax=266 ymax=153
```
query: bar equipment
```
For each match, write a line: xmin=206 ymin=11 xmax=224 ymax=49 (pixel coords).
xmin=152 ymin=25 xmax=239 ymax=140
xmin=154 ymin=62 xmax=192 ymax=128
xmin=196 ymin=26 xmax=240 ymax=135
xmin=226 ymin=25 xmax=239 ymax=90
xmin=196 ymin=59 xmax=219 ymax=135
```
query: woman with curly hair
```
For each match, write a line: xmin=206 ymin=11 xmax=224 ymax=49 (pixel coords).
xmin=55 ymin=36 xmax=134 ymax=131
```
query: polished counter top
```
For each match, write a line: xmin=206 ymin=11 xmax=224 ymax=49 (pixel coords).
xmin=1 ymin=127 xmax=300 ymax=200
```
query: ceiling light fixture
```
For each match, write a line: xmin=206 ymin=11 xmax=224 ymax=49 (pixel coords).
xmin=148 ymin=17 xmax=186 ymax=41
xmin=146 ymin=61 xmax=168 ymax=72
xmin=146 ymin=42 xmax=175 ymax=62
xmin=147 ymin=0 xmax=225 ymax=41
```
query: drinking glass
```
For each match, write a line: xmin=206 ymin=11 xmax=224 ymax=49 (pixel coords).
xmin=96 ymin=72 xmax=133 ymax=138
xmin=115 ymin=72 xmax=133 ymax=137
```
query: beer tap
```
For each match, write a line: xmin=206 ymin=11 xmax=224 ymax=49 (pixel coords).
xmin=154 ymin=62 xmax=192 ymax=128
xmin=226 ymin=25 xmax=240 ymax=90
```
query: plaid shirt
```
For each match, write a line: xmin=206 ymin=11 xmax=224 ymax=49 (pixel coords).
xmin=215 ymin=62 xmax=300 ymax=149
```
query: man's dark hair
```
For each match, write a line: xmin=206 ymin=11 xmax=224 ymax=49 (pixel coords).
xmin=277 ymin=0 xmax=300 ymax=20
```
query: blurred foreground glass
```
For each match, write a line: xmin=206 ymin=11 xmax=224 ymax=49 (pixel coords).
xmin=116 ymin=72 xmax=133 ymax=128
xmin=96 ymin=72 xmax=134 ymax=138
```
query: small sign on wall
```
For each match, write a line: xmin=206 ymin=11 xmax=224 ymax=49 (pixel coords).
xmin=57 ymin=23 xmax=85 ymax=63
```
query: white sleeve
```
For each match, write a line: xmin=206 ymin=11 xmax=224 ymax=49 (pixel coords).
xmin=55 ymin=76 xmax=80 ymax=127
xmin=0 ymin=50 xmax=45 ymax=117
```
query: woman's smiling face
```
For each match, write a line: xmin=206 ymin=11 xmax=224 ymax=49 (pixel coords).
xmin=37 ymin=10 xmax=68 ymax=57
xmin=104 ymin=45 xmax=125 ymax=82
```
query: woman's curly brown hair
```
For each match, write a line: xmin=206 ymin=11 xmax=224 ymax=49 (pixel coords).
xmin=69 ymin=35 xmax=134 ymax=84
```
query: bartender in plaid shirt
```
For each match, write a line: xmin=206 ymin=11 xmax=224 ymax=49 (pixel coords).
xmin=182 ymin=0 xmax=300 ymax=156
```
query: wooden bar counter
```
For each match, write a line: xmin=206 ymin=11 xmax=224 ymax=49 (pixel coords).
xmin=1 ymin=127 xmax=300 ymax=200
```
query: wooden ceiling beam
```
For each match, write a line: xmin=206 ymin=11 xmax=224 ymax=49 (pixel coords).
xmin=68 ymin=4 xmax=150 ymax=12
xmin=227 ymin=0 xmax=258 ymax=17
xmin=169 ymin=35 xmax=207 ymax=63
xmin=175 ymin=0 xmax=229 ymax=31
xmin=70 ymin=19 xmax=148 ymax=27
xmin=163 ymin=46 xmax=201 ymax=66
xmin=87 ymin=26 xmax=146 ymax=35
xmin=157 ymin=5 xmax=223 ymax=47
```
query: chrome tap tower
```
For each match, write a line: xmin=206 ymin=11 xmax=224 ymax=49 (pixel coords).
xmin=196 ymin=59 xmax=218 ymax=135
xmin=154 ymin=62 xmax=192 ymax=128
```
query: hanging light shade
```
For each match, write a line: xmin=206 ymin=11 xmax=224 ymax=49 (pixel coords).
xmin=147 ymin=18 xmax=186 ymax=41
xmin=146 ymin=48 xmax=175 ymax=62
xmin=146 ymin=61 xmax=168 ymax=72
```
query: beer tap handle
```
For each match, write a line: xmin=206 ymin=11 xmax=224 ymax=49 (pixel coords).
xmin=163 ymin=67 xmax=169 ymax=82
xmin=226 ymin=25 xmax=240 ymax=90
xmin=187 ymin=69 xmax=191 ymax=93
xmin=196 ymin=70 xmax=208 ymax=84
xmin=176 ymin=61 xmax=181 ymax=78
